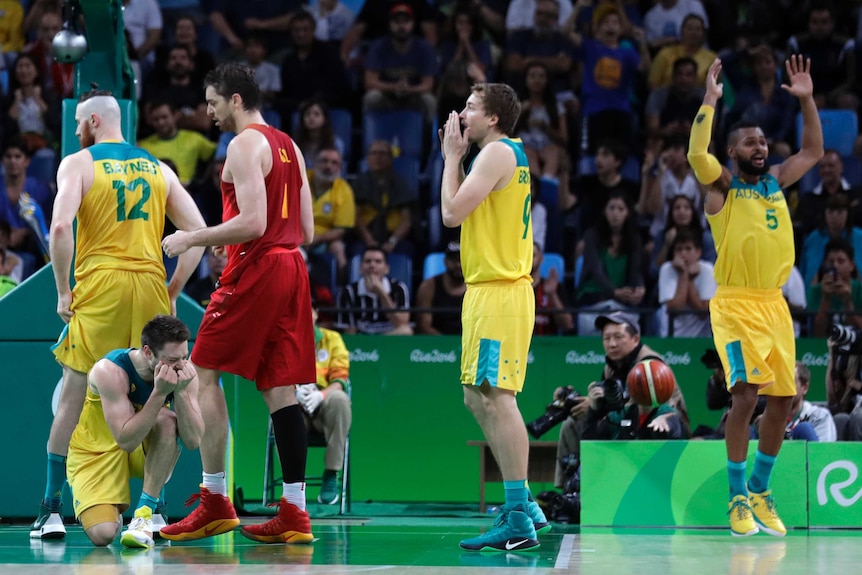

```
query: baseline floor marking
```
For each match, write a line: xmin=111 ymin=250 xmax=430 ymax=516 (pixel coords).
xmin=554 ymin=534 xmax=576 ymax=570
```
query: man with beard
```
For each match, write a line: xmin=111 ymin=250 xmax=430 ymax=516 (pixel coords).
xmin=307 ymin=147 xmax=355 ymax=278
xmin=687 ymin=56 xmax=823 ymax=537
xmin=415 ymin=241 xmax=466 ymax=335
xmin=139 ymin=100 xmax=217 ymax=186
xmin=160 ymin=63 xmax=317 ymax=544
xmin=31 ymin=89 xmax=206 ymax=540
xmin=143 ymin=45 xmax=211 ymax=134
xmin=362 ymin=4 xmax=437 ymax=123
xmin=66 ymin=315 xmax=203 ymax=548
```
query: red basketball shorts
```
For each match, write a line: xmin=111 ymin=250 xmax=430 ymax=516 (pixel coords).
xmin=192 ymin=249 xmax=316 ymax=390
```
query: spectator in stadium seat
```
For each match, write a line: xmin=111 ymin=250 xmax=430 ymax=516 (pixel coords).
xmin=786 ymin=2 xmax=857 ymax=110
xmin=142 ymin=45 xmax=211 ymax=134
xmin=23 ymin=10 xmax=74 ymax=100
xmin=796 ymin=150 xmax=862 ymax=237
xmin=209 ymin=0 xmax=301 ymax=56
xmin=657 ymin=229 xmax=716 ymax=338
xmin=307 ymin=147 xmax=355 ymax=278
xmin=725 ymin=46 xmax=797 ymax=160
xmin=643 ymin=0 xmax=709 ymax=52
xmin=152 ymin=16 xmax=216 ymax=90
xmin=650 ymin=194 xmax=716 ymax=276
xmin=644 ymin=57 xmax=704 ymax=153
xmin=309 ymin=0 xmax=356 ymax=45
xmin=339 ymin=0 xmax=437 ymax=66
xmin=362 ymin=4 xmax=438 ymax=123
xmin=293 ymin=99 xmax=346 ymax=171
xmin=279 ymin=11 xmax=350 ymax=120
xmin=515 ymin=61 xmax=568 ymax=181
xmin=351 ymin=140 xmax=417 ymax=259
xmin=807 ymin=238 xmax=862 ymax=337
xmin=336 ymin=246 xmax=412 ymax=335
xmin=800 ymin=195 xmax=862 ymax=288
xmin=648 ymin=14 xmax=716 ymax=90
xmin=414 ymin=241 xmax=465 ymax=335
xmin=139 ymin=100 xmax=217 ymax=186
xmin=239 ymin=35 xmax=282 ymax=107
xmin=533 ymin=242 xmax=573 ymax=335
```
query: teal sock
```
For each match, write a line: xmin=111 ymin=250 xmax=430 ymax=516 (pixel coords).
xmin=44 ymin=453 xmax=66 ymax=509
xmin=136 ymin=492 xmax=160 ymax=513
xmin=728 ymin=459 xmax=747 ymax=499
xmin=748 ymin=450 xmax=777 ymax=494
xmin=158 ymin=486 xmax=166 ymax=511
xmin=323 ymin=469 xmax=337 ymax=481
xmin=503 ymin=480 xmax=529 ymax=509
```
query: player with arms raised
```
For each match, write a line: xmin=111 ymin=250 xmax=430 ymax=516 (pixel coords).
xmin=687 ymin=55 xmax=823 ymax=537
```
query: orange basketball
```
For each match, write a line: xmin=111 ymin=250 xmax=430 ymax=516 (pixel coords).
xmin=626 ymin=359 xmax=676 ymax=407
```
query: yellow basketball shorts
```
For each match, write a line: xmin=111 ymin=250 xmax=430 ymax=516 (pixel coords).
xmin=53 ymin=269 xmax=170 ymax=374
xmin=67 ymin=441 xmax=147 ymax=518
xmin=710 ymin=286 xmax=796 ymax=396
xmin=461 ymin=282 xmax=535 ymax=393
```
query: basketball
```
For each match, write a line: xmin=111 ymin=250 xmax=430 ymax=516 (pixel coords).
xmin=627 ymin=359 xmax=676 ymax=407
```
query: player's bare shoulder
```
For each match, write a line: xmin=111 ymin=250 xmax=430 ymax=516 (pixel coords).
xmin=223 ymin=128 xmax=271 ymax=182
xmin=88 ymin=358 xmax=129 ymax=396
xmin=479 ymin=140 xmax=517 ymax=188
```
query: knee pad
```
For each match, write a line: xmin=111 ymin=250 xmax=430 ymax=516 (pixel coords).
xmin=79 ymin=504 xmax=121 ymax=531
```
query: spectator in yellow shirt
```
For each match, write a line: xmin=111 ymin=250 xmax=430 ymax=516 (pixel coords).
xmin=648 ymin=14 xmax=716 ymax=90
xmin=295 ymin=300 xmax=352 ymax=505
xmin=308 ymin=147 xmax=355 ymax=278
xmin=0 ymin=0 xmax=24 ymax=60
xmin=139 ymin=99 xmax=217 ymax=185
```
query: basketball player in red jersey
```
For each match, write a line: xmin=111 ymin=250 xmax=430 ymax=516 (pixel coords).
xmin=160 ymin=63 xmax=317 ymax=544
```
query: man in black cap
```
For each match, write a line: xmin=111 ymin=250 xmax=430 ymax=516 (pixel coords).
xmin=553 ymin=311 xmax=690 ymax=487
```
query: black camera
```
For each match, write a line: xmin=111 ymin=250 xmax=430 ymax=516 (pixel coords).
xmin=527 ymin=386 xmax=580 ymax=439
xmin=830 ymin=324 xmax=862 ymax=355
xmin=596 ymin=378 xmax=626 ymax=413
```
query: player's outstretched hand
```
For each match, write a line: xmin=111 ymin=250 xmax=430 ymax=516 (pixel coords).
xmin=781 ymin=54 xmax=814 ymax=100
xmin=162 ymin=231 xmax=192 ymax=258
xmin=442 ymin=110 xmax=470 ymax=162
xmin=705 ymin=58 xmax=723 ymax=100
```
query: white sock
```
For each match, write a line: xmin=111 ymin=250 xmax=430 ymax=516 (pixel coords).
xmin=203 ymin=472 xmax=227 ymax=496
xmin=282 ymin=481 xmax=306 ymax=511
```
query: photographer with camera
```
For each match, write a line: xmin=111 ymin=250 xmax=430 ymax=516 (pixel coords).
xmin=827 ymin=326 xmax=862 ymax=440
xmin=696 ymin=348 xmax=768 ymax=440
xmin=537 ymin=312 xmax=690 ymax=490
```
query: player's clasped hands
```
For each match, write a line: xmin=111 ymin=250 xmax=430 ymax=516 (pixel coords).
xmin=440 ymin=110 xmax=470 ymax=161
xmin=154 ymin=360 xmax=197 ymax=396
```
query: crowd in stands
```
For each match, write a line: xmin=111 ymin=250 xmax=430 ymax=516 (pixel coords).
xmin=4 ymin=0 xmax=862 ymax=343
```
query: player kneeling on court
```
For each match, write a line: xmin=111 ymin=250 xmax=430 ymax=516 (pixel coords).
xmin=67 ymin=315 xmax=204 ymax=548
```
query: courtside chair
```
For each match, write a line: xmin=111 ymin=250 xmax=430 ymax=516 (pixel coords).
xmin=263 ymin=384 xmax=352 ymax=515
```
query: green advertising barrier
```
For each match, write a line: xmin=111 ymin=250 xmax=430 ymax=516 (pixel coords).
xmin=225 ymin=336 xmax=831 ymax=505
xmin=808 ymin=442 xmax=862 ymax=527
xmin=580 ymin=441 xmax=809 ymax=528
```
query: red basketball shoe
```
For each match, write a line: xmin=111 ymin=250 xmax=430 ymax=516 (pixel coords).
xmin=240 ymin=499 xmax=314 ymax=544
xmin=159 ymin=487 xmax=240 ymax=541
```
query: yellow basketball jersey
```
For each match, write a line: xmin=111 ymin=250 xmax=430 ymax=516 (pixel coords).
xmin=706 ymin=174 xmax=794 ymax=289
xmin=460 ymin=138 xmax=533 ymax=285
xmin=74 ymin=142 xmax=168 ymax=281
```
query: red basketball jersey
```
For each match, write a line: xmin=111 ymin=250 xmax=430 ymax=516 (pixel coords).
xmin=219 ymin=124 xmax=304 ymax=286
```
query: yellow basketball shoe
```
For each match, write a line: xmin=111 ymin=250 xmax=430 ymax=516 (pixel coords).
xmin=748 ymin=491 xmax=786 ymax=537
xmin=728 ymin=495 xmax=759 ymax=537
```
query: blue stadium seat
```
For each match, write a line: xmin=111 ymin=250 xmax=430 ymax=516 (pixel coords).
xmin=574 ymin=254 xmax=584 ymax=289
xmin=797 ymin=166 xmax=820 ymax=194
xmin=843 ymin=154 xmax=862 ymax=187
xmin=26 ymin=149 xmax=57 ymax=185
xmin=392 ymin=156 xmax=420 ymax=195
xmin=0 ymin=69 xmax=8 ymax=96
xmin=423 ymin=252 xmax=446 ymax=280
xmin=363 ymin=110 xmax=424 ymax=159
xmin=797 ymin=110 xmax=858 ymax=156
xmin=262 ymin=108 xmax=281 ymax=130
xmin=540 ymin=252 xmax=564 ymax=280
xmin=349 ymin=253 xmax=412 ymax=287
xmin=427 ymin=204 xmax=442 ymax=250
xmin=538 ymin=176 xmax=558 ymax=207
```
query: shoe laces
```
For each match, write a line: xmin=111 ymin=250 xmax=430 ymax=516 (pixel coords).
xmin=728 ymin=498 xmax=752 ymax=520
xmin=756 ymin=493 xmax=778 ymax=515
xmin=128 ymin=516 xmax=152 ymax=532
xmin=183 ymin=493 xmax=202 ymax=507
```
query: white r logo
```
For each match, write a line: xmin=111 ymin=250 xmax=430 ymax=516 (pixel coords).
xmin=817 ymin=460 xmax=862 ymax=507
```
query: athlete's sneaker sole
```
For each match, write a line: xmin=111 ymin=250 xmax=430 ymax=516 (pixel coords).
xmin=460 ymin=537 xmax=540 ymax=552
xmin=535 ymin=522 xmax=552 ymax=536
xmin=239 ymin=527 xmax=314 ymax=544
xmin=120 ymin=532 xmax=154 ymax=548
xmin=731 ymin=525 xmax=760 ymax=537
xmin=29 ymin=526 xmax=65 ymax=540
xmin=160 ymin=518 xmax=240 ymax=542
